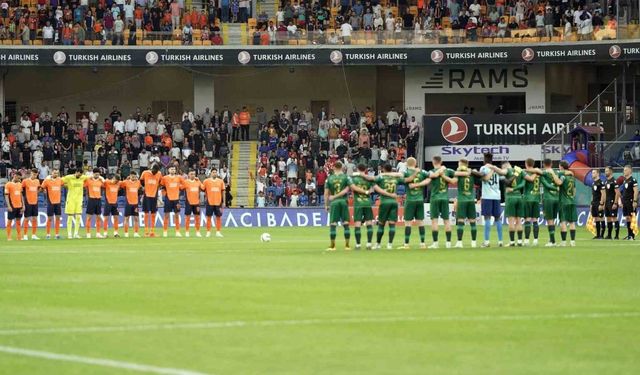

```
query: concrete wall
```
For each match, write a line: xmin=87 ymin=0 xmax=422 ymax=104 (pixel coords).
xmin=545 ymin=64 xmax=597 ymax=112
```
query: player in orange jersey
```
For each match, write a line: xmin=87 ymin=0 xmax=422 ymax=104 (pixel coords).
xmin=182 ymin=170 xmax=203 ymax=237
xmin=121 ymin=171 xmax=142 ymax=238
xmin=84 ymin=168 xmax=105 ymax=238
xmin=160 ymin=166 xmax=184 ymax=237
xmin=102 ymin=174 xmax=122 ymax=238
xmin=21 ymin=168 xmax=41 ymax=240
xmin=202 ymin=168 xmax=226 ymax=238
xmin=41 ymin=169 xmax=64 ymax=239
xmin=140 ymin=164 xmax=162 ymax=237
xmin=4 ymin=173 xmax=24 ymax=241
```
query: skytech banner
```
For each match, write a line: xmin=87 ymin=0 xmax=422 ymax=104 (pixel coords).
xmin=1 ymin=40 xmax=640 ymax=66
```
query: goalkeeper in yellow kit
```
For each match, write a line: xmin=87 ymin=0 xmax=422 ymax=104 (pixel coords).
xmin=62 ymin=168 xmax=89 ymax=239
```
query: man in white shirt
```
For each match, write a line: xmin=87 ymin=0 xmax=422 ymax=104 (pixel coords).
xmin=20 ymin=115 xmax=32 ymax=140
xmin=386 ymin=106 xmax=399 ymax=125
xmin=469 ymin=0 xmax=481 ymax=17
xmin=138 ymin=149 xmax=150 ymax=170
xmin=478 ymin=152 xmax=504 ymax=247
xmin=113 ymin=116 xmax=125 ymax=134
xmin=42 ymin=21 xmax=54 ymax=44
xmin=340 ymin=21 xmax=353 ymax=44
xmin=136 ymin=119 xmax=147 ymax=135
xmin=125 ymin=115 xmax=137 ymax=133
xmin=89 ymin=106 xmax=99 ymax=124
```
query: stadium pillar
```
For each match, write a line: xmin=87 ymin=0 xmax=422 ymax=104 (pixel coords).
xmin=193 ymin=72 xmax=214 ymax=115
xmin=0 ymin=74 xmax=4 ymax=119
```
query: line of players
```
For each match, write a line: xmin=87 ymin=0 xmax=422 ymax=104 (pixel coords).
xmin=324 ymin=153 xmax=638 ymax=251
xmin=4 ymin=164 xmax=227 ymax=241
xmin=590 ymin=166 xmax=639 ymax=240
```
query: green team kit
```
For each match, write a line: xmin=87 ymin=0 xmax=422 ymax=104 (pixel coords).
xmin=504 ymin=167 xmax=526 ymax=218
xmin=326 ymin=173 xmax=351 ymax=224
xmin=455 ymin=167 xmax=476 ymax=220
xmin=541 ymin=170 xmax=561 ymax=221
xmin=429 ymin=168 xmax=454 ymax=220
xmin=403 ymin=169 xmax=429 ymax=221
xmin=524 ymin=172 xmax=541 ymax=218
xmin=559 ymin=171 xmax=578 ymax=223
xmin=375 ymin=174 xmax=404 ymax=223
xmin=350 ymin=173 xmax=374 ymax=223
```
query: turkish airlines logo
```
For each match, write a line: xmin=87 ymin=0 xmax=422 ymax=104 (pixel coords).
xmin=609 ymin=45 xmax=621 ymax=59
xmin=521 ymin=48 xmax=534 ymax=62
xmin=430 ymin=50 xmax=444 ymax=63
xmin=441 ymin=117 xmax=468 ymax=144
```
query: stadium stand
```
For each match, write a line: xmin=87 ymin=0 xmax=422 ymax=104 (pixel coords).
xmin=0 ymin=0 xmax=625 ymax=46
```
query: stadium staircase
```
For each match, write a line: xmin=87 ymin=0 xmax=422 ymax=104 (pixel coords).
xmin=222 ymin=23 xmax=248 ymax=45
xmin=230 ymin=141 xmax=257 ymax=208
xmin=257 ymin=0 xmax=279 ymax=20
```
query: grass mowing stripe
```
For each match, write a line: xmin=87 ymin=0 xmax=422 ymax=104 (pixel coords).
xmin=1 ymin=311 xmax=639 ymax=336
xmin=0 ymin=345 xmax=210 ymax=375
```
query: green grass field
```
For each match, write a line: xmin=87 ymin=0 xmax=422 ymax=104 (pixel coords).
xmin=1 ymin=226 xmax=639 ymax=375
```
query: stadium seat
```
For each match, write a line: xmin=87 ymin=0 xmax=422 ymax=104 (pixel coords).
xmin=153 ymin=40 xmax=162 ymax=45
xmin=193 ymin=40 xmax=203 ymax=45
xmin=202 ymin=40 xmax=211 ymax=45
xmin=142 ymin=40 xmax=152 ymax=45
xmin=248 ymin=18 xmax=257 ymax=28
xmin=12 ymin=39 xmax=22 ymax=45
xmin=2 ymin=40 xmax=12 ymax=45
xmin=33 ymin=40 xmax=42 ymax=45
xmin=172 ymin=40 xmax=181 ymax=45
xmin=163 ymin=40 xmax=172 ymax=45
xmin=93 ymin=40 xmax=102 ymax=45
xmin=483 ymin=37 xmax=493 ymax=43
xmin=298 ymin=39 xmax=308 ymax=45
xmin=84 ymin=40 xmax=92 ymax=45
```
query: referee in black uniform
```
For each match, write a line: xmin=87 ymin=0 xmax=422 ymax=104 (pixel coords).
xmin=604 ymin=166 xmax=621 ymax=240
xmin=590 ymin=169 xmax=606 ymax=239
xmin=621 ymin=165 xmax=638 ymax=240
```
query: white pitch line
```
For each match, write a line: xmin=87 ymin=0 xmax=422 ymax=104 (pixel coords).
xmin=0 ymin=311 xmax=638 ymax=336
xmin=0 ymin=345 xmax=209 ymax=375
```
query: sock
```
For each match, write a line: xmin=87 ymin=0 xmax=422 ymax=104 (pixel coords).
xmin=376 ymin=225 xmax=384 ymax=244
xmin=114 ymin=218 xmax=119 ymax=233
xmin=496 ymin=219 xmax=503 ymax=241
xmin=432 ymin=230 xmax=438 ymax=242
xmin=55 ymin=217 xmax=60 ymax=235
xmin=445 ymin=231 xmax=451 ymax=242
xmin=509 ymin=230 xmax=515 ymax=242
xmin=85 ymin=218 xmax=91 ymax=234
xmin=607 ymin=221 xmax=613 ymax=237
xmin=195 ymin=216 xmax=201 ymax=231
xmin=470 ymin=223 xmax=477 ymax=241
xmin=627 ymin=221 xmax=632 ymax=237
xmin=418 ymin=226 xmax=425 ymax=243
xmin=548 ymin=225 xmax=556 ymax=243
xmin=215 ymin=217 xmax=222 ymax=231
xmin=31 ymin=218 xmax=37 ymax=235
xmin=67 ymin=216 xmax=73 ymax=236
xmin=615 ymin=221 xmax=620 ymax=237
xmin=456 ymin=223 xmax=464 ymax=241
xmin=15 ymin=219 xmax=21 ymax=239
xmin=533 ymin=222 xmax=539 ymax=239
xmin=366 ymin=225 xmax=373 ymax=243
xmin=560 ymin=231 xmax=567 ymax=241
xmin=46 ymin=218 xmax=52 ymax=235
xmin=524 ymin=222 xmax=531 ymax=239
xmin=22 ymin=219 xmax=28 ymax=237
xmin=595 ymin=221 xmax=601 ymax=236
xmin=185 ymin=216 xmax=191 ymax=231
xmin=517 ymin=230 xmax=523 ymax=241
xmin=74 ymin=215 xmax=81 ymax=236
xmin=124 ymin=218 xmax=129 ymax=233
xmin=388 ymin=224 xmax=396 ymax=243
xmin=150 ymin=213 xmax=157 ymax=233
xmin=355 ymin=227 xmax=362 ymax=245
xmin=103 ymin=217 xmax=109 ymax=232
xmin=343 ymin=225 xmax=350 ymax=240
xmin=330 ymin=225 xmax=337 ymax=242
xmin=96 ymin=217 xmax=102 ymax=232
xmin=599 ymin=221 xmax=606 ymax=237
xmin=144 ymin=214 xmax=150 ymax=234
xmin=6 ymin=220 xmax=11 ymax=239
xmin=570 ymin=229 xmax=576 ymax=241
xmin=206 ymin=216 xmax=212 ymax=231
xmin=175 ymin=215 xmax=181 ymax=232
xmin=404 ymin=226 xmax=411 ymax=244
xmin=134 ymin=218 xmax=140 ymax=233
xmin=484 ymin=218 xmax=491 ymax=241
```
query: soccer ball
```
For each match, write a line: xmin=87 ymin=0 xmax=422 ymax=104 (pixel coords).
xmin=260 ymin=233 xmax=271 ymax=242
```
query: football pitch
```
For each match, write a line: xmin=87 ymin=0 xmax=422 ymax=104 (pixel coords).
xmin=1 ymin=226 xmax=639 ymax=375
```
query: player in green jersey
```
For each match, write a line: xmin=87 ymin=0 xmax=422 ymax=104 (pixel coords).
xmin=373 ymin=164 xmax=404 ymax=250
xmin=350 ymin=164 xmax=375 ymax=250
xmin=558 ymin=161 xmax=577 ymax=247
xmin=441 ymin=158 xmax=480 ymax=248
xmin=324 ymin=161 xmax=370 ymax=251
xmin=399 ymin=157 xmax=431 ymax=250
xmin=491 ymin=162 xmax=526 ymax=247
xmin=62 ymin=168 xmax=89 ymax=239
xmin=523 ymin=158 xmax=542 ymax=246
xmin=538 ymin=159 xmax=563 ymax=247
xmin=409 ymin=156 xmax=452 ymax=249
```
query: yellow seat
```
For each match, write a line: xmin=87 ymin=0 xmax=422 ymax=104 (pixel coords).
xmin=298 ymin=39 xmax=307 ymax=45
xmin=366 ymin=39 xmax=376 ymax=45
xmin=172 ymin=40 xmax=181 ymax=45
xmin=93 ymin=40 xmax=102 ymax=45
xmin=483 ymin=37 xmax=493 ymax=43
xmin=2 ymin=40 xmax=12 ymax=45
xmin=248 ymin=18 xmax=257 ymax=28
xmin=502 ymin=37 xmax=513 ymax=43
xmin=287 ymin=39 xmax=297 ymax=45
xmin=152 ymin=40 xmax=162 ymax=45
xmin=193 ymin=40 xmax=203 ymax=45
xmin=202 ymin=40 xmax=212 ymax=45
xmin=142 ymin=40 xmax=152 ymax=45
xmin=13 ymin=39 xmax=22 ymax=45
xmin=33 ymin=39 xmax=42 ymax=45
xmin=162 ymin=40 xmax=173 ymax=45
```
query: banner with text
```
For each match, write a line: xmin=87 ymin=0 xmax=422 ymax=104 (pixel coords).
xmin=424 ymin=144 xmax=571 ymax=162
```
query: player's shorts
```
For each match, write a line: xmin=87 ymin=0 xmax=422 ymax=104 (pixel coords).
xmin=125 ymin=204 xmax=139 ymax=217
xmin=623 ymin=202 xmax=636 ymax=217
xmin=329 ymin=200 xmax=350 ymax=224
xmin=543 ymin=199 xmax=560 ymax=221
xmin=504 ymin=196 xmax=524 ymax=218
xmin=560 ymin=203 xmax=578 ymax=223
xmin=103 ymin=203 xmax=119 ymax=217
xmin=86 ymin=198 xmax=102 ymax=215
xmin=65 ymin=199 xmax=83 ymax=215
xmin=404 ymin=200 xmax=425 ymax=221
xmin=23 ymin=204 xmax=38 ymax=218
xmin=142 ymin=196 xmax=158 ymax=213
xmin=481 ymin=199 xmax=501 ymax=218
xmin=7 ymin=207 xmax=23 ymax=221
xmin=590 ymin=203 xmax=604 ymax=218
xmin=47 ymin=203 xmax=61 ymax=217
xmin=377 ymin=201 xmax=398 ymax=223
xmin=524 ymin=201 xmax=541 ymax=219
xmin=205 ymin=204 xmax=223 ymax=217
xmin=185 ymin=202 xmax=200 ymax=216
xmin=604 ymin=202 xmax=618 ymax=218
xmin=163 ymin=198 xmax=180 ymax=213
xmin=456 ymin=200 xmax=476 ymax=220
xmin=430 ymin=199 xmax=449 ymax=220
xmin=353 ymin=205 xmax=373 ymax=223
